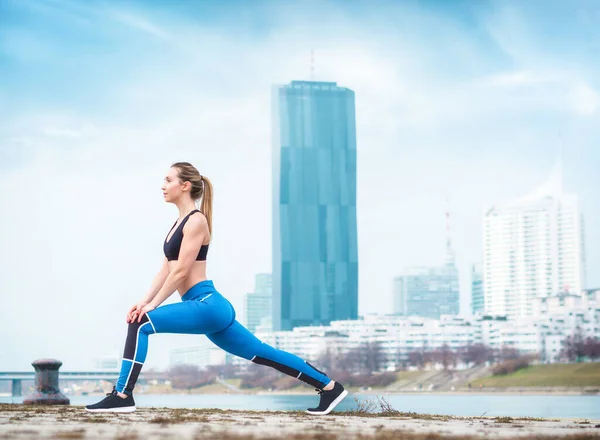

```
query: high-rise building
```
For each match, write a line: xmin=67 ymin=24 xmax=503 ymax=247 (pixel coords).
xmin=170 ymin=346 xmax=231 ymax=368
xmin=392 ymin=277 xmax=408 ymax=316
xmin=393 ymin=206 xmax=460 ymax=319
xmin=483 ymin=160 xmax=586 ymax=318
xmin=393 ymin=263 xmax=460 ymax=319
xmin=471 ymin=263 xmax=484 ymax=314
xmin=254 ymin=273 xmax=272 ymax=295
xmin=243 ymin=273 xmax=272 ymax=333
xmin=272 ymin=80 xmax=358 ymax=331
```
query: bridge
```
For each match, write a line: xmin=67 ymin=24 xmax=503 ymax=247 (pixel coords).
xmin=0 ymin=371 xmax=166 ymax=397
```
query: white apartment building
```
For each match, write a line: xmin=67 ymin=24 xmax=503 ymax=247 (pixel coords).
xmin=170 ymin=290 xmax=599 ymax=371
xmin=483 ymin=160 xmax=586 ymax=318
xmin=253 ymin=291 xmax=599 ymax=370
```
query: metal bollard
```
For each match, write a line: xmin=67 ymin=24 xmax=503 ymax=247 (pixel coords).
xmin=23 ymin=359 xmax=70 ymax=405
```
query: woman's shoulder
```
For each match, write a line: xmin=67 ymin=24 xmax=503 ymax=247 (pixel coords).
xmin=185 ymin=210 xmax=208 ymax=230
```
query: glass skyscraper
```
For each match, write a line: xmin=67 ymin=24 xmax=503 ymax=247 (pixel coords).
xmin=393 ymin=212 xmax=460 ymax=319
xmin=393 ymin=262 xmax=460 ymax=319
xmin=272 ymin=80 xmax=358 ymax=331
xmin=243 ymin=274 xmax=272 ymax=333
xmin=471 ymin=263 xmax=484 ymax=314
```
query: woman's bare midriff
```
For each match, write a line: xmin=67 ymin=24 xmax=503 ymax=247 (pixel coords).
xmin=169 ymin=260 xmax=208 ymax=297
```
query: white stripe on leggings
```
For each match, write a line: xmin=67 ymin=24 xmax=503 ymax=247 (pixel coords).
xmin=122 ymin=358 xmax=144 ymax=365
xmin=146 ymin=314 xmax=157 ymax=334
xmin=120 ymin=322 xmax=150 ymax=393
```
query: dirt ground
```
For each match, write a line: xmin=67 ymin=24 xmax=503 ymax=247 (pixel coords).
xmin=1 ymin=404 xmax=599 ymax=439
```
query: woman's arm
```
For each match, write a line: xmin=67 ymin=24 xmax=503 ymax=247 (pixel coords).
xmin=127 ymin=257 xmax=170 ymax=322
xmin=138 ymin=214 xmax=207 ymax=320
xmin=141 ymin=257 xmax=170 ymax=304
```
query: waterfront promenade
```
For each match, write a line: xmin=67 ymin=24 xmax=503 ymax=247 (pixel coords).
xmin=1 ymin=404 xmax=599 ymax=439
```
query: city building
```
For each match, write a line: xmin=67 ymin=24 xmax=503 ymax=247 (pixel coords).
xmin=170 ymin=346 xmax=232 ymax=369
xmin=483 ymin=159 xmax=586 ymax=318
xmin=393 ymin=264 xmax=460 ymax=319
xmin=243 ymin=273 xmax=272 ymax=333
xmin=254 ymin=291 xmax=599 ymax=370
xmin=471 ymin=263 xmax=484 ymax=314
xmin=393 ymin=207 xmax=460 ymax=319
xmin=532 ymin=292 xmax=600 ymax=361
xmin=584 ymin=288 xmax=600 ymax=301
xmin=255 ymin=315 xmax=273 ymax=333
xmin=272 ymin=80 xmax=358 ymax=331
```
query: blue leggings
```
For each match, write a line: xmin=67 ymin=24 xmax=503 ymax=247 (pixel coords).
xmin=116 ymin=280 xmax=330 ymax=394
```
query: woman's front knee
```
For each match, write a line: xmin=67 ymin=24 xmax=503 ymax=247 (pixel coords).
xmin=128 ymin=314 xmax=155 ymax=335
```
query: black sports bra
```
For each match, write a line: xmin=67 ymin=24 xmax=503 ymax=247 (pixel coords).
xmin=163 ymin=210 xmax=209 ymax=261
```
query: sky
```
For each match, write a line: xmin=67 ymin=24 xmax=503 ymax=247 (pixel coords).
xmin=0 ymin=0 xmax=599 ymax=371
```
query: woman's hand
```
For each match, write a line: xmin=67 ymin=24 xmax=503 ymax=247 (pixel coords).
xmin=137 ymin=303 xmax=157 ymax=322
xmin=126 ymin=301 xmax=148 ymax=323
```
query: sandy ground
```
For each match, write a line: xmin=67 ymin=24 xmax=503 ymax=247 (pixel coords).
xmin=1 ymin=404 xmax=599 ymax=439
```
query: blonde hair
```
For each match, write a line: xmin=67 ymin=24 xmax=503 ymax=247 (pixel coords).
xmin=171 ymin=162 xmax=213 ymax=235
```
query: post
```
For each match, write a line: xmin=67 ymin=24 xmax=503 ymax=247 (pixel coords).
xmin=22 ymin=359 xmax=69 ymax=405
xmin=11 ymin=379 xmax=22 ymax=397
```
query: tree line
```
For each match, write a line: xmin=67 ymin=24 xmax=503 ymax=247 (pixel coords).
xmin=559 ymin=328 xmax=600 ymax=363
xmin=165 ymin=331 xmax=600 ymax=391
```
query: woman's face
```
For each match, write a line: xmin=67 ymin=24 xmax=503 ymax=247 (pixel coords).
xmin=161 ymin=167 xmax=187 ymax=203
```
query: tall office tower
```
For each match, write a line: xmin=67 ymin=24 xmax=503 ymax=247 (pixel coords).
xmin=243 ymin=273 xmax=272 ymax=333
xmin=272 ymin=80 xmax=358 ymax=331
xmin=483 ymin=160 xmax=585 ymax=318
xmin=471 ymin=263 xmax=484 ymax=314
xmin=393 ymin=264 xmax=460 ymax=319
xmin=393 ymin=207 xmax=460 ymax=319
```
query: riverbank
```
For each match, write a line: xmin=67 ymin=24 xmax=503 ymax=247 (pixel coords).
xmin=144 ymin=363 xmax=600 ymax=396
xmin=1 ymin=404 xmax=599 ymax=439
xmin=471 ymin=363 xmax=600 ymax=388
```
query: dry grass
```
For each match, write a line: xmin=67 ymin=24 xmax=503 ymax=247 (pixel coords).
xmin=0 ymin=401 xmax=559 ymax=423
xmin=342 ymin=397 xmax=452 ymax=421
xmin=149 ymin=410 xmax=211 ymax=424
xmin=189 ymin=432 xmax=600 ymax=440
xmin=84 ymin=416 xmax=109 ymax=423
xmin=113 ymin=429 xmax=139 ymax=440
xmin=1 ymin=409 xmax=599 ymax=440
xmin=3 ymin=401 xmax=598 ymax=440
xmin=53 ymin=429 xmax=86 ymax=439
xmin=395 ymin=371 xmax=428 ymax=381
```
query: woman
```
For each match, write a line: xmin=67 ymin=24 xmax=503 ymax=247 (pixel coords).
xmin=85 ymin=162 xmax=347 ymax=415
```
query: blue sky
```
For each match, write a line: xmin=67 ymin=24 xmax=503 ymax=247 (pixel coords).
xmin=1 ymin=0 xmax=599 ymax=371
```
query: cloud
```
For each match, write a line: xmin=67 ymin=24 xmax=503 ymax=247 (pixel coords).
xmin=570 ymin=79 xmax=600 ymax=115
xmin=478 ymin=69 xmax=600 ymax=116
xmin=106 ymin=9 xmax=172 ymax=39
xmin=481 ymin=70 xmax=559 ymax=87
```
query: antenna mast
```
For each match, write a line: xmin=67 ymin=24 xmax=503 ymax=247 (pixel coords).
xmin=445 ymin=195 xmax=455 ymax=264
